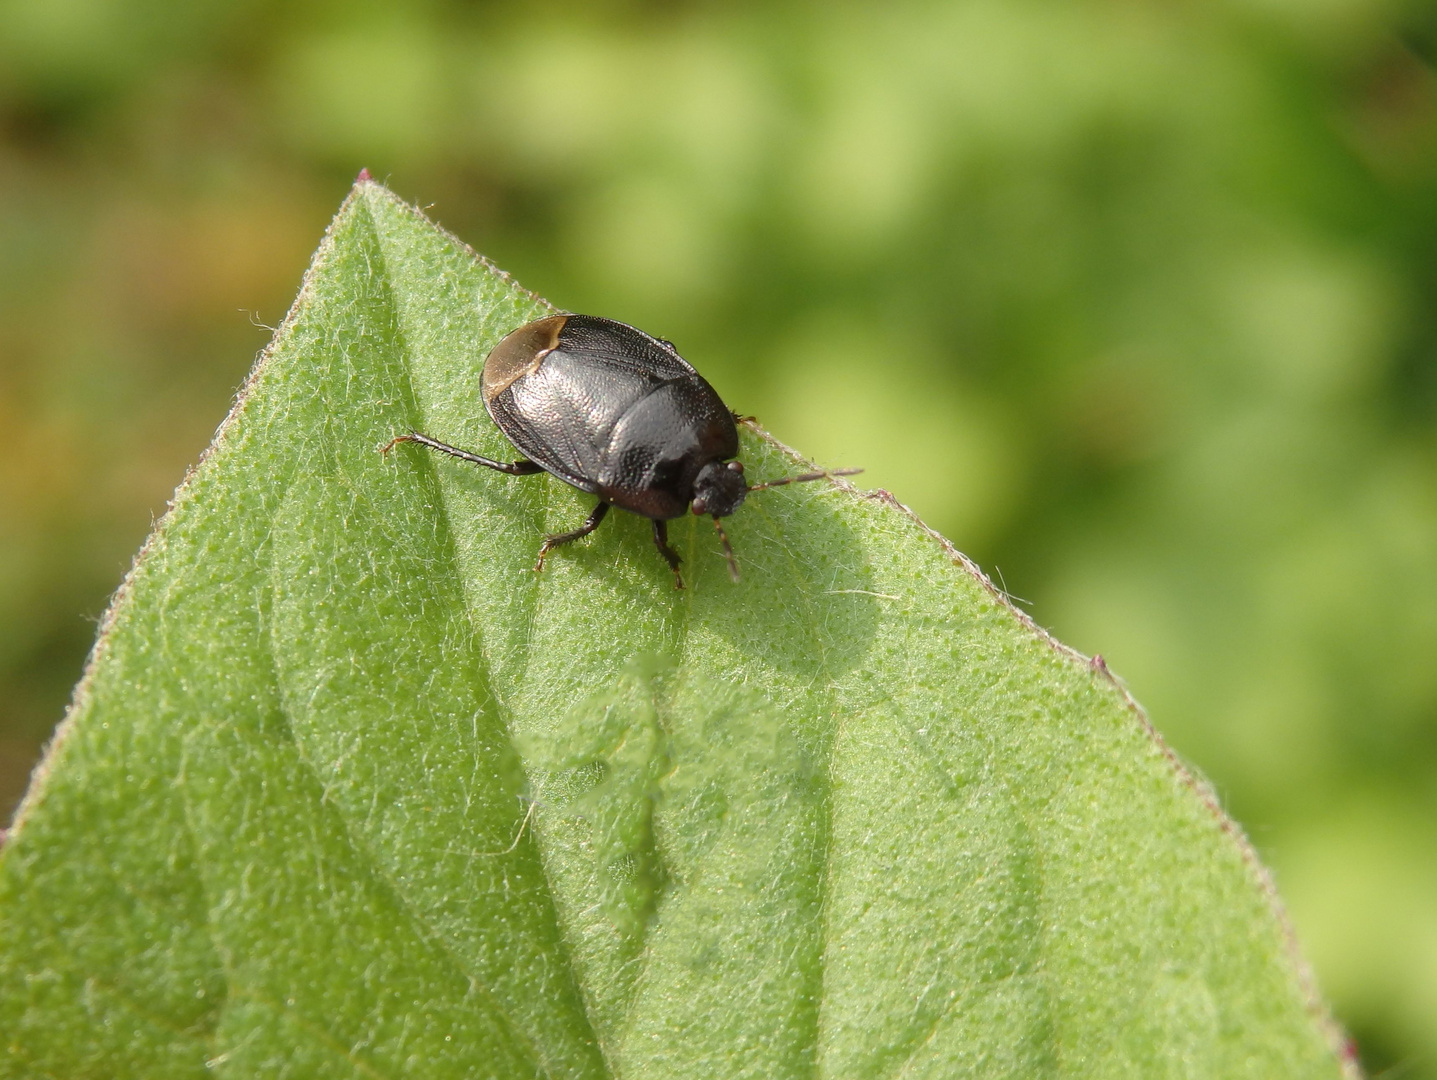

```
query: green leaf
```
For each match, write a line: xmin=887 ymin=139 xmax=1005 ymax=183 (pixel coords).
xmin=0 ymin=182 xmax=1352 ymax=1078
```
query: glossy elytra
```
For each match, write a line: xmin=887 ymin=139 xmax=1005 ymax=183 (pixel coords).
xmin=383 ymin=313 xmax=859 ymax=588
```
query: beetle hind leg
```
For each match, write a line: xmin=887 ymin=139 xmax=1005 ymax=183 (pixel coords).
xmin=535 ymin=501 xmax=610 ymax=573
xmin=652 ymin=520 xmax=685 ymax=590
xmin=383 ymin=431 xmax=544 ymax=476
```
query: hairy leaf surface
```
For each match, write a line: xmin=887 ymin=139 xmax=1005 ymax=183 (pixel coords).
xmin=0 ymin=183 xmax=1350 ymax=1079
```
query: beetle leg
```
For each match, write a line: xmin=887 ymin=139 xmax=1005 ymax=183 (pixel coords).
xmin=535 ymin=502 xmax=610 ymax=572
xmin=652 ymin=520 xmax=685 ymax=590
xmin=382 ymin=431 xmax=544 ymax=475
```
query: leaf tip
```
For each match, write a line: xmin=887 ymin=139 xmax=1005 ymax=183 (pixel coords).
xmin=355 ymin=167 xmax=373 ymax=183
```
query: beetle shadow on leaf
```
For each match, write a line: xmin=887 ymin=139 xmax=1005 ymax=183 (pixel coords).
xmin=686 ymin=487 xmax=881 ymax=684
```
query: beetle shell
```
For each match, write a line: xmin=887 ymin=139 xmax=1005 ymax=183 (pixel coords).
xmin=482 ymin=314 xmax=739 ymax=520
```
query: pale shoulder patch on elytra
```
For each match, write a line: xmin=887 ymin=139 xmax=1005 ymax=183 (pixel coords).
xmin=482 ymin=314 xmax=567 ymax=402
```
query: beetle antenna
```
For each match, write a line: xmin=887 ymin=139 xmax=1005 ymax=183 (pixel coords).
xmin=712 ymin=516 xmax=740 ymax=582
xmin=747 ymin=467 xmax=862 ymax=492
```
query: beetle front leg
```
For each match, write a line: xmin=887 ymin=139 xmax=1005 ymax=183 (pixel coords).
xmin=535 ymin=502 xmax=610 ymax=572
xmin=652 ymin=520 xmax=684 ymax=590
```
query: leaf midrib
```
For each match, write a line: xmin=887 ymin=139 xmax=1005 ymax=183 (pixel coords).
xmin=320 ymin=191 xmax=589 ymax=1079
xmin=361 ymin=182 xmax=852 ymax=1078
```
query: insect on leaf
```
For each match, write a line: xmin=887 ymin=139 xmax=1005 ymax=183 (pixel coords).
xmin=0 ymin=181 xmax=1354 ymax=1079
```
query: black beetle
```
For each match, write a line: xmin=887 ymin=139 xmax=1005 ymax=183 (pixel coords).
xmin=383 ymin=313 xmax=859 ymax=588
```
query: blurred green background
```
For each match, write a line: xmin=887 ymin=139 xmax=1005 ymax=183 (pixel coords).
xmin=1 ymin=0 xmax=1435 ymax=1072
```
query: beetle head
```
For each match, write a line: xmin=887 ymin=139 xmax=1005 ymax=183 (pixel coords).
xmin=690 ymin=459 xmax=747 ymax=519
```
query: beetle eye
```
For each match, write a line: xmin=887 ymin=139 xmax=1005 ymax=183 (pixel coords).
xmin=691 ymin=497 xmax=708 ymax=515
xmin=727 ymin=461 xmax=744 ymax=474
